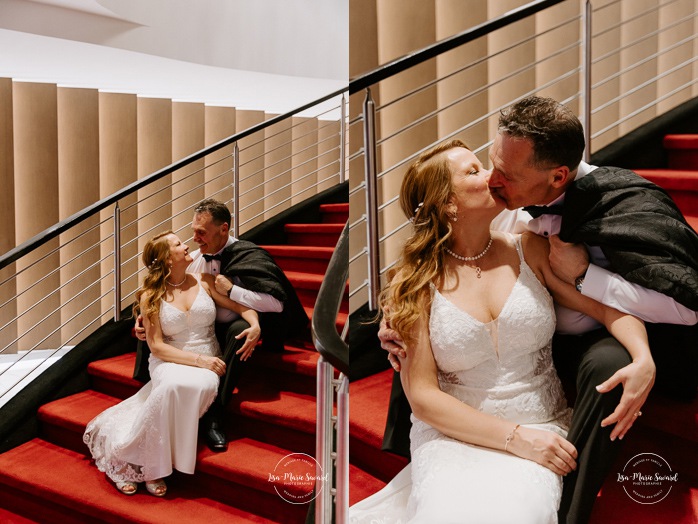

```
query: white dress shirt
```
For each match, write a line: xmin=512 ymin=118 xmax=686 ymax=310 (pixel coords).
xmin=491 ymin=161 xmax=698 ymax=334
xmin=187 ymin=236 xmax=283 ymax=323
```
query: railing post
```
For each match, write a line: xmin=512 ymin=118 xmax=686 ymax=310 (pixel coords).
xmin=316 ymin=357 xmax=334 ymax=523
xmin=363 ymin=88 xmax=380 ymax=311
xmin=339 ymin=94 xmax=347 ymax=184
xmin=113 ymin=202 xmax=121 ymax=322
xmin=582 ymin=0 xmax=592 ymax=162
xmin=233 ymin=142 xmax=240 ymax=239
xmin=335 ymin=374 xmax=349 ymax=524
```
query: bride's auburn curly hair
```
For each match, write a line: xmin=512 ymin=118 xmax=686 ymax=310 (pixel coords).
xmin=132 ymin=231 xmax=174 ymax=321
xmin=379 ymin=139 xmax=467 ymax=343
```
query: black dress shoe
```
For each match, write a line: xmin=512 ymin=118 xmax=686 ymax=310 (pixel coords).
xmin=205 ymin=421 xmax=228 ymax=452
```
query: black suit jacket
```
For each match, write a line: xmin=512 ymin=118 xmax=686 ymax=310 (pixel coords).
xmin=220 ymin=240 xmax=309 ymax=351
xmin=559 ymin=166 xmax=698 ymax=310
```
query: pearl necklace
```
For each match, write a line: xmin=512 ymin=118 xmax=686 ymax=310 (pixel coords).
xmin=166 ymin=275 xmax=187 ymax=287
xmin=444 ymin=237 xmax=493 ymax=278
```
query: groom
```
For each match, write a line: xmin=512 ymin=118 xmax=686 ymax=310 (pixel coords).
xmin=136 ymin=198 xmax=309 ymax=451
xmin=380 ymin=96 xmax=698 ymax=523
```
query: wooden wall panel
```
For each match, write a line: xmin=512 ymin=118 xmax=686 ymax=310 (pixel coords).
xmin=137 ymin=97 xmax=172 ymax=255
xmin=0 ymin=78 xmax=17 ymax=353
xmin=204 ymin=105 xmax=236 ymax=213
xmin=13 ymin=81 xmax=60 ymax=350
xmin=99 ymin=92 xmax=138 ymax=315
xmin=236 ymin=110 xmax=265 ymax=233
xmin=264 ymin=115 xmax=292 ymax=219
xmin=291 ymin=116 xmax=318 ymax=205
xmin=57 ymin=87 xmax=100 ymax=342
xmin=172 ymin=101 xmax=205 ymax=237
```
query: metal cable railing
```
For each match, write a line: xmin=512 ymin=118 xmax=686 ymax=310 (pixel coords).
xmin=349 ymin=0 xmax=698 ymax=312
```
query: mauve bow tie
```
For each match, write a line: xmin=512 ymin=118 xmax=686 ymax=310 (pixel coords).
xmin=202 ymin=254 xmax=223 ymax=262
xmin=523 ymin=205 xmax=564 ymax=218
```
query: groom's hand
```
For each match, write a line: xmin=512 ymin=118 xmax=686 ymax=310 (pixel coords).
xmin=548 ymin=235 xmax=589 ymax=285
xmin=597 ymin=358 xmax=656 ymax=441
xmin=378 ymin=318 xmax=406 ymax=372
xmin=215 ymin=275 xmax=233 ymax=296
xmin=134 ymin=315 xmax=146 ymax=341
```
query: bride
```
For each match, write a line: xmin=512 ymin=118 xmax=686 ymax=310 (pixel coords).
xmin=84 ymin=230 xmax=260 ymax=496
xmin=349 ymin=141 xmax=654 ymax=523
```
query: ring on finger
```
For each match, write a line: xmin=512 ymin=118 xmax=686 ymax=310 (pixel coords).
xmin=634 ymin=410 xmax=642 ymax=417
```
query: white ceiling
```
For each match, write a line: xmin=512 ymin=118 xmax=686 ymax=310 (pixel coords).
xmin=0 ymin=0 xmax=348 ymax=81
xmin=0 ymin=0 xmax=347 ymax=114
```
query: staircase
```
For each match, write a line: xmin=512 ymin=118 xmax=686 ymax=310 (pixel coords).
xmin=348 ymin=136 xmax=698 ymax=522
xmin=0 ymin=202 xmax=349 ymax=523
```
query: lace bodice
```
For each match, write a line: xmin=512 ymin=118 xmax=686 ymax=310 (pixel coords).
xmin=411 ymin=235 xmax=571 ymax=452
xmin=159 ymin=282 xmax=221 ymax=358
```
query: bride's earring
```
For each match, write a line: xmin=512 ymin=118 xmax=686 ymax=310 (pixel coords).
xmin=449 ymin=212 xmax=458 ymax=222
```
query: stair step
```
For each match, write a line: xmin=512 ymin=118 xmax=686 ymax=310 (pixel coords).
xmin=286 ymin=270 xmax=349 ymax=313
xmin=349 ymin=369 xmax=408 ymax=482
xmin=261 ymin=245 xmax=335 ymax=275
xmin=634 ymin=168 xmax=698 ymax=192
xmin=88 ymin=353 xmax=144 ymax=399
xmin=634 ymin=169 xmax=698 ymax=230
xmin=663 ymin=134 xmax=698 ymax=170
xmin=284 ymin=223 xmax=344 ymax=247
xmin=319 ymin=203 xmax=349 ymax=224
xmin=87 ymin=342 xmax=323 ymax=402
xmin=0 ymin=438 xmax=280 ymax=524
xmin=35 ymin=390 xmax=315 ymax=521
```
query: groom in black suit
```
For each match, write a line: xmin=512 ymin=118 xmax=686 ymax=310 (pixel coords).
xmin=135 ymin=198 xmax=308 ymax=451
xmin=380 ymin=96 xmax=698 ymax=524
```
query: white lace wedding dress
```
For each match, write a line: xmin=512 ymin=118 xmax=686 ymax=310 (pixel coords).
xmin=350 ymin=236 xmax=572 ymax=524
xmin=84 ymin=280 xmax=222 ymax=483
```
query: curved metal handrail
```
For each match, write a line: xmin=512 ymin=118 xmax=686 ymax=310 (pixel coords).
xmin=311 ymin=222 xmax=348 ymax=375
xmin=0 ymin=86 xmax=347 ymax=271
xmin=349 ymin=0 xmax=565 ymax=94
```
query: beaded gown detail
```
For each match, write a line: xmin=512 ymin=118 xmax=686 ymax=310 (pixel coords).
xmin=84 ymin=280 xmax=221 ymax=483
xmin=350 ymin=235 xmax=571 ymax=524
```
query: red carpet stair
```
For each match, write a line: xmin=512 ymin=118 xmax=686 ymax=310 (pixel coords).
xmin=348 ymin=137 xmax=698 ymax=522
xmin=0 ymin=203 xmax=348 ymax=524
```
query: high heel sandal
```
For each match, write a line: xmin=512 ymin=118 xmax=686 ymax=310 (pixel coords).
xmin=115 ymin=480 xmax=138 ymax=495
xmin=145 ymin=478 xmax=167 ymax=497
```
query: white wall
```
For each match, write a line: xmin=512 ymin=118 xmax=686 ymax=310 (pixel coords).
xmin=0 ymin=0 xmax=348 ymax=81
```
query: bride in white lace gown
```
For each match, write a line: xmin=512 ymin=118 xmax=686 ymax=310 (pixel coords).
xmin=350 ymin=142 xmax=652 ymax=523
xmin=84 ymin=231 xmax=260 ymax=496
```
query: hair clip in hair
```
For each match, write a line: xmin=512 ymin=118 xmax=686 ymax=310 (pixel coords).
xmin=409 ymin=202 xmax=424 ymax=224
xmin=147 ymin=258 xmax=158 ymax=270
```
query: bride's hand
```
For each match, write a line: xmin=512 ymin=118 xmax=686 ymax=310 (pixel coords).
xmin=195 ymin=355 xmax=227 ymax=376
xmin=507 ymin=426 xmax=578 ymax=476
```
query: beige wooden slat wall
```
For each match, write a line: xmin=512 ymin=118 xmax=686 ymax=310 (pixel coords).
xmin=57 ymin=87 xmax=101 ymax=344
xmin=264 ymin=116 xmax=293 ymax=220
xmin=318 ymin=119 xmax=341 ymax=193
xmin=236 ymin=110 xmax=265 ymax=233
xmin=291 ymin=116 xmax=318 ymax=206
xmin=13 ymin=81 xmax=60 ymax=350
xmin=172 ymin=101 xmax=205 ymax=236
xmin=99 ymin=92 xmax=138 ymax=316
xmin=0 ymin=78 xmax=17 ymax=353
xmin=204 ymin=105 xmax=236 ymax=209
xmin=137 ymin=97 xmax=173 ymax=254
